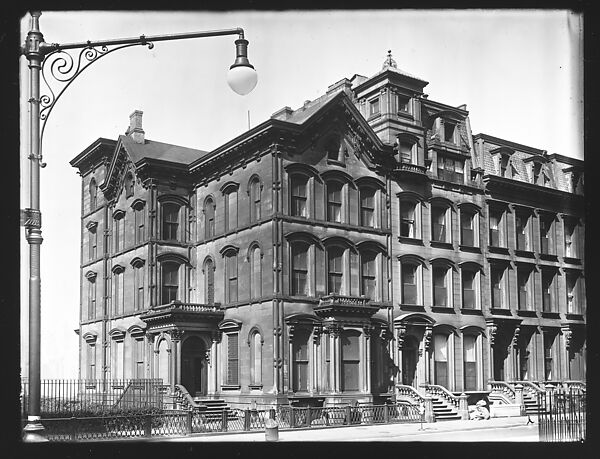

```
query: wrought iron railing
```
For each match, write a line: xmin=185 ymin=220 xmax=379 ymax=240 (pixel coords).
xmin=421 ymin=384 xmax=459 ymax=409
xmin=395 ymin=384 xmax=425 ymax=405
xmin=538 ymin=388 xmax=586 ymax=442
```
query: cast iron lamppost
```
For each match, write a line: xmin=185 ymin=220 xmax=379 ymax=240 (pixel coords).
xmin=21 ymin=10 xmax=258 ymax=441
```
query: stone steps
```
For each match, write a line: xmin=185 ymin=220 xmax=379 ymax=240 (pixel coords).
xmin=431 ymin=397 xmax=462 ymax=421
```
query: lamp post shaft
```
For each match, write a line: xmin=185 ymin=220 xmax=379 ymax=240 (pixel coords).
xmin=23 ymin=10 xmax=46 ymax=441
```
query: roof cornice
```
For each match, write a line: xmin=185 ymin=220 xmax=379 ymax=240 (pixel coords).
xmin=473 ymin=133 xmax=545 ymax=156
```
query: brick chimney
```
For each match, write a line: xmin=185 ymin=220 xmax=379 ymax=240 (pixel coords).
xmin=128 ymin=110 xmax=145 ymax=144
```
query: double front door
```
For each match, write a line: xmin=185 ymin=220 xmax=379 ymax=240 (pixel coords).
xmin=181 ymin=336 xmax=208 ymax=396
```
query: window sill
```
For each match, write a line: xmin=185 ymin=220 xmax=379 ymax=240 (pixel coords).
xmin=488 ymin=246 xmax=510 ymax=255
xmin=368 ymin=113 xmax=382 ymax=122
xmin=221 ymin=385 xmax=241 ymax=391
xmin=541 ymin=311 xmax=561 ymax=319
xmin=516 ymin=309 xmax=538 ymax=317
xmin=489 ymin=307 xmax=512 ymax=316
xmin=460 ymin=308 xmax=482 ymax=315
xmin=459 ymin=244 xmax=481 ymax=253
xmin=396 ymin=111 xmax=414 ymax=120
xmin=563 ymin=256 xmax=582 ymax=265
xmin=565 ymin=313 xmax=585 ymax=321
xmin=326 ymin=159 xmax=346 ymax=168
xmin=515 ymin=250 xmax=535 ymax=258
xmin=398 ymin=236 xmax=424 ymax=246
xmin=248 ymin=384 xmax=263 ymax=390
xmin=398 ymin=304 xmax=425 ymax=311
xmin=539 ymin=253 xmax=559 ymax=262
xmin=431 ymin=306 xmax=455 ymax=313
xmin=430 ymin=241 xmax=453 ymax=250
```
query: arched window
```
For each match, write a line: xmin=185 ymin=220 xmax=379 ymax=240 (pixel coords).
xmin=292 ymin=328 xmax=310 ymax=392
xmin=223 ymin=249 xmax=238 ymax=304
xmin=87 ymin=222 xmax=98 ymax=260
xmin=325 ymin=136 xmax=341 ymax=162
xmin=398 ymin=193 xmax=423 ymax=240
xmin=113 ymin=210 xmax=125 ymax=252
xmin=431 ymin=201 xmax=452 ymax=244
xmin=112 ymin=266 xmax=125 ymax=316
xmin=463 ymin=333 xmax=479 ymax=391
xmin=249 ymin=330 xmax=263 ymax=386
xmin=203 ymin=258 xmax=215 ymax=305
xmin=327 ymin=246 xmax=344 ymax=295
xmin=132 ymin=200 xmax=145 ymax=245
xmin=432 ymin=264 xmax=451 ymax=307
xmin=89 ymin=179 xmax=97 ymax=210
xmin=132 ymin=259 xmax=145 ymax=311
xmin=162 ymin=203 xmax=180 ymax=241
xmin=250 ymin=245 xmax=262 ymax=299
xmin=204 ymin=197 xmax=215 ymax=239
xmin=359 ymin=187 xmax=375 ymax=227
xmin=290 ymin=175 xmax=308 ymax=218
xmin=157 ymin=338 xmax=170 ymax=385
xmin=291 ymin=242 xmax=309 ymax=296
xmin=249 ymin=177 xmax=262 ymax=223
xmin=86 ymin=272 xmax=97 ymax=320
xmin=360 ymin=250 xmax=377 ymax=300
xmin=458 ymin=204 xmax=480 ymax=248
xmin=161 ymin=262 xmax=179 ymax=304
xmin=460 ymin=264 xmax=481 ymax=310
xmin=224 ymin=187 xmax=238 ymax=232
xmin=341 ymin=329 xmax=360 ymax=391
xmin=399 ymin=256 xmax=425 ymax=306
xmin=398 ymin=140 xmax=416 ymax=164
xmin=326 ymin=181 xmax=343 ymax=223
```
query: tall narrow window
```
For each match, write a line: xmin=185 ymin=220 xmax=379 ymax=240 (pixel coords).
xmin=341 ymin=330 xmax=360 ymax=392
xmin=87 ymin=275 xmax=97 ymax=320
xmin=162 ymin=203 xmax=180 ymax=241
xmin=133 ymin=338 xmax=144 ymax=379
xmin=204 ymin=197 xmax=215 ymax=239
xmin=226 ymin=333 xmax=239 ymax=385
xmin=369 ymin=98 xmax=380 ymax=117
xmin=125 ymin=173 xmax=135 ymax=198
xmin=399 ymin=141 xmax=414 ymax=164
xmin=460 ymin=211 xmax=475 ymax=246
xmin=491 ymin=265 xmax=504 ymax=308
xmin=402 ymin=263 xmax=418 ymax=305
xmin=89 ymin=179 xmax=97 ymax=210
xmin=291 ymin=176 xmax=308 ymax=218
xmin=433 ymin=266 xmax=449 ymax=307
xmin=224 ymin=188 xmax=237 ymax=232
xmin=250 ymin=246 xmax=261 ymax=299
xmin=88 ymin=226 xmax=98 ymax=260
xmin=361 ymin=251 xmax=377 ymax=300
xmin=566 ymin=272 xmax=578 ymax=314
xmin=489 ymin=208 xmax=504 ymax=247
xmin=161 ymin=262 xmax=179 ymax=304
xmin=539 ymin=214 xmax=554 ymax=255
xmin=462 ymin=269 xmax=476 ymax=309
xmin=291 ymin=243 xmax=309 ymax=296
xmin=463 ymin=335 xmax=477 ymax=391
xmin=325 ymin=137 xmax=341 ymax=162
xmin=397 ymin=95 xmax=410 ymax=113
xmin=250 ymin=178 xmax=261 ymax=223
xmin=87 ymin=344 xmax=96 ymax=379
xmin=134 ymin=264 xmax=144 ymax=311
xmin=431 ymin=206 xmax=448 ymax=243
xmin=400 ymin=200 xmax=417 ymax=238
xmin=113 ymin=212 xmax=125 ymax=252
xmin=517 ymin=267 xmax=530 ymax=310
xmin=434 ymin=334 xmax=448 ymax=387
xmin=250 ymin=332 xmax=262 ymax=386
xmin=134 ymin=204 xmax=145 ymax=245
xmin=326 ymin=182 xmax=343 ymax=223
xmin=113 ymin=268 xmax=124 ymax=315
xmin=543 ymin=334 xmax=553 ymax=380
xmin=225 ymin=251 xmax=238 ymax=303
xmin=327 ymin=247 xmax=344 ymax=295
xmin=360 ymin=188 xmax=375 ymax=227
xmin=542 ymin=270 xmax=554 ymax=312
xmin=204 ymin=258 xmax=215 ymax=305
xmin=564 ymin=218 xmax=579 ymax=258
xmin=515 ymin=211 xmax=530 ymax=251
xmin=292 ymin=328 xmax=310 ymax=392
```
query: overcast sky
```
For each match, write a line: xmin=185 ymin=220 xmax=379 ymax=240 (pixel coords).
xmin=20 ymin=10 xmax=583 ymax=379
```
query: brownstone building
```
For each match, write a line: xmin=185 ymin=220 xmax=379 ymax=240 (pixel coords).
xmin=71 ymin=53 xmax=585 ymax=410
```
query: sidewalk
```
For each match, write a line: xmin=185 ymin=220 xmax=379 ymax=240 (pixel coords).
xmin=163 ymin=415 xmax=539 ymax=442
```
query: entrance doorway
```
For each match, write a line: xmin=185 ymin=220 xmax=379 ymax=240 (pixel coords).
xmin=402 ymin=335 xmax=419 ymax=386
xmin=181 ymin=336 xmax=207 ymax=397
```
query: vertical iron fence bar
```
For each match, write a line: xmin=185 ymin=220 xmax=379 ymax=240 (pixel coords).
xmin=186 ymin=409 xmax=192 ymax=434
xmin=305 ymin=408 xmax=310 ymax=428
xmin=70 ymin=416 xmax=76 ymax=441
xmin=221 ymin=409 xmax=228 ymax=432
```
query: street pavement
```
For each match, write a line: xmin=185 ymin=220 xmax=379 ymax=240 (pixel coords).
xmin=163 ymin=415 xmax=541 ymax=442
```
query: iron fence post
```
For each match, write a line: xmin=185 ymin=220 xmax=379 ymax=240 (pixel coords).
xmin=70 ymin=416 xmax=76 ymax=441
xmin=221 ymin=409 xmax=228 ymax=432
xmin=458 ymin=393 xmax=469 ymax=420
xmin=345 ymin=406 xmax=351 ymax=425
xmin=384 ymin=404 xmax=389 ymax=424
xmin=186 ymin=409 xmax=192 ymax=434
xmin=305 ymin=408 xmax=310 ymax=428
xmin=244 ymin=409 xmax=251 ymax=431
xmin=269 ymin=408 xmax=276 ymax=420
xmin=144 ymin=414 xmax=152 ymax=437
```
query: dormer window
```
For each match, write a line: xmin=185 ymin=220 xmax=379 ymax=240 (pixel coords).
xmin=325 ymin=136 xmax=341 ymax=162
xmin=437 ymin=156 xmax=464 ymax=184
xmin=369 ymin=98 xmax=380 ymax=117
xmin=397 ymin=94 xmax=410 ymax=113
xmin=125 ymin=173 xmax=135 ymax=198
xmin=533 ymin=163 xmax=541 ymax=184
xmin=443 ymin=121 xmax=456 ymax=143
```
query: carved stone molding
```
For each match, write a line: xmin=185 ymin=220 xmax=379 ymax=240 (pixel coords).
xmin=170 ymin=329 xmax=184 ymax=342
xmin=397 ymin=324 xmax=407 ymax=350
xmin=423 ymin=325 xmax=433 ymax=352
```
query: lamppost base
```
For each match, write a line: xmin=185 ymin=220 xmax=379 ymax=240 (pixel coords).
xmin=23 ymin=421 xmax=48 ymax=442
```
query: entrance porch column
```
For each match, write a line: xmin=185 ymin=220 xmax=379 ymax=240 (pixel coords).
xmin=170 ymin=330 xmax=183 ymax=389
xmin=486 ymin=320 xmax=497 ymax=382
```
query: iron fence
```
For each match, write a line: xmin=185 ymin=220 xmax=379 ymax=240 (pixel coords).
xmin=21 ymin=378 xmax=164 ymax=417
xmin=538 ymin=388 xmax=586 ymax=442
xmin=32 ymin=401 xmax=422 ymax=441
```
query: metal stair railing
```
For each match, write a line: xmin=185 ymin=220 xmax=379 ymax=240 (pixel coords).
xmin=395 ymin=385 xmax=424 ymax=405
xmin=421 ymin=384 xmax=459 ymax=410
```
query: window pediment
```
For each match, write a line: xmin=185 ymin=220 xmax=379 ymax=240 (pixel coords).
xmin=130 ymin=198 xmax=146 ymax=210
xmin=218 ymin=318 xmax=242 ymax=332
xmin=457 ymin=202 xmax=482 ymax=214
xmin=86 ymin=220 xmax=98 ymax=231
xmin=83 ymin=332 xmax=98 ymax=343
xmin=130 ymin=257 xmax=146 ymax=268
xmin=85 ymin=270 xmax=97 ymax=280
xmin=355 ymin=176 xmax=385 ymax=191
xmin=127 ymin=324 xmax=146 ymax=337
xmin=322 ymin=236 xmax=357 ymax=252
xmin=220 ymin=181 xmax=240 ymax=194
xmin=321 ymin=169 xmax=355 ymax=187
xmin=284 ymin=163 xmax=321 ymax=181
xmin=284 ymin=231 xmax=323 ymax=247
xmin=108 ymin=328 xmax=126 ymax=341
xmin=111 ymin=264 xmax=125 ymax=274
xmin=156 ymin=252 xmax=189 ymax=265
xmin=219 ymin=244 xmax=240 ymax=257
xmin=397 ymin=254 xmax=427 ymax=266
xmin=430 ymin=257 xmax=458 ymax=271
xmin=112 ymin=209 xmax=126 ymax=219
